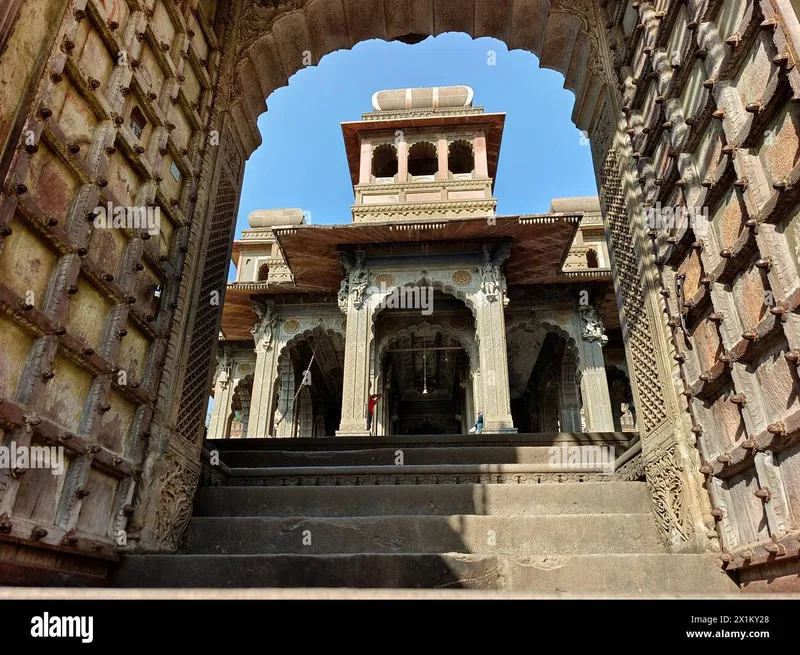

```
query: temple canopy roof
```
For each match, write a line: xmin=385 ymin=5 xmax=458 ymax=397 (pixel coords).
xmin=272 ymin=213 xmax=581 ymax=289
xmin=221 ymin=212 xmax=616 ymax=340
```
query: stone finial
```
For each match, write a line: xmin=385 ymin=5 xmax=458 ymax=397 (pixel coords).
xmin=371 ymin=86 xmax=474 ymax=112
xmin=247 ymin=208 xmax=305 ymax=229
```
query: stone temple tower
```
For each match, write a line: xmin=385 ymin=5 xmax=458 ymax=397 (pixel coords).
xmin=342 ymin=85 xmax=504 ymax=222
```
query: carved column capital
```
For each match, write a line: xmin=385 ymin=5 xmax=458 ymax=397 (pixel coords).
xmin=580 ymin=305 xmax=608 ymax=345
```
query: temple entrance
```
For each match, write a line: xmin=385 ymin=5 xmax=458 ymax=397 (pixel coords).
xmin=508 ymin=323 xmax=583 ymax=433
xmin=374 ymin=291 xmax=475 ymax=436
xmin=273 ymin=326 xmax=344 ymax=438
xmin=510 ymin=332 xmax=582 ymax=433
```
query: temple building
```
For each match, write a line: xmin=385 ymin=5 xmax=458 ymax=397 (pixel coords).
xmin=208 ymin=86 xmax=633 ymax=439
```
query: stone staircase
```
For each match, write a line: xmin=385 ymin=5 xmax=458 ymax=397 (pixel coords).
xmin=112 ymin=434 xmax=739 ymax=593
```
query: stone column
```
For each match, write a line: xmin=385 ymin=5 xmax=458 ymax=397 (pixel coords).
xmin=469 ymin=368 xmax=482 ymax=428
xmin=359 ymin=140 xmax=372 ymax=184
xmin=274 ymin=360 xmax=296 ymax=438
xmin=559 ymin=350 xmax=582 ymax=432
xmin=578 ymin=306 xmax=615 ymax=432
xmin=207 ymin=364 xmax=234 ymax=440
xmin=437 ymin=135 xmax=449 ymax=180
xmin=474 ymin=132 xmax=489 ymax=178
xmin=240 ymin=380 xmax=252 ymax=437
xmin=247 ymin=302 xmax=283 ymax=438
xmin=337 ymin=255 xmax=374 ymax=436
xmin=473 ymin=297 xmax=516 ymax=432
xmin=469 ymin=246 xmax=515 ymax=433
xmin=398 ymin=135 xmax=408 ymax=182
xmin=460 ymin=378 xmax=471 ymax=433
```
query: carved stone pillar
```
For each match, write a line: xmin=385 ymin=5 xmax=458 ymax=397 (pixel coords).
xmin=559 ymin=350 xmax=582 ymax=432
xmin=239 ymin=379 xmax=252 ymax=436
xmin=247 ymin=301 xmax=282 ymax=437
xmin=437 ymin=135 xmax=449 ymax=181
xmin=207 ymin=363 xmax=234 ymax=440
xmin=476 ymin=306 xmax=515 ymax=432
xmin=274 ymin=360 xmax=297 ymax=438
xmin=469 ymin=368 xmax=482 ymax=428
xmin=337 ymin=253 xmax=374 ymax=436
xmin=468 ymin=245 xmax=515 ymax=433
xmin=398 ymin=135 xmax=408 ymax=182
xmin=578 ymin=306 xmax=615 ymax=432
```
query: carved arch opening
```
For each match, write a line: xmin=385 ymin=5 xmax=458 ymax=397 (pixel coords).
xmin=231 ymin=0 xmax=609 ymax=157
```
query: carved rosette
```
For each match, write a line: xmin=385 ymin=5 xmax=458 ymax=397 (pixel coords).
xmin=554 ymin=310 xmax=573 ymax=327
xmin=375 ymin=273 xmax=395 ymax=289
xmin=452 ymin=270 xmax=473 ymax=288
xmin=283 ymin=319 xmax=301 ymax=335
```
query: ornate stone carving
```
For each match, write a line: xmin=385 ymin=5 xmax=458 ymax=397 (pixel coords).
xmin=646 ymin=445 xmax=692 ymax=545
xmin=590 ymin=94 xmax=615 ymax=171
xmin=205 ymin=470 xmax=618 ymax=487
xmin=337 ymin=251 xmax=354 ymax=313
xmin=283 ymin=319 xmax=300 ymax=335
xmin=614 ymin=453 xmax=645 ymax=481
xmin=251 ymin=301 xmax=277 ymax=348
xmin=452 ymin=270 xmax=472 ymax=288
xmin=350 ymin=251 xmax=370 ymax=310
xmin=480 ymin=243 xmax=511 ymax=301
xmin=375 ymin=273 xmax=395 ymax=288
xmin=237 ymin=0 xmax=305 ymax=53
xmin=601 ymin=150 xmax=667 ymax=433
xmin=580 ymin=305 xmax=608 ymax=345
xmin=554 ymin=310 xmax=573 ymax=327
xmin=337 ymin=280 xmax=349 ymax=313
xmin=153 ymin=455 xmax=200 ymax=551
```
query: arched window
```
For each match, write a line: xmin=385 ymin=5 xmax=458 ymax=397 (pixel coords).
xmin=586 ymin=249 xmax=599 ymax=269
xmin=448 ymin=140 xmax=474 ymax=175
xmin=257 ymin=263 xmax=270 ymax=281
xmin=408 ymin=141 xmax=438 ymax=177
xmin=371 ymin=143 xmax=398 ymax=179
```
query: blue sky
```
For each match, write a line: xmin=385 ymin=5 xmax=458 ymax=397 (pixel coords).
xmin=232 ymin=33 xmax=598 ymax=278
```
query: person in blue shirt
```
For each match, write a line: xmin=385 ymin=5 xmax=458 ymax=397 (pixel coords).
xmin=469 ymin=410 xmax=484 ymax=434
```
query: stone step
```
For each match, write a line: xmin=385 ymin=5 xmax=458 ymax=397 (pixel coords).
xmin=206 ymin=433 xmax=634 ymax=453
xmin=219 ymin=462 xmax=618 ymax=486
xmin=218 ymin=445 xmax=625 ymax=468
xmin=112 ymin=553 xmax=738 ymax=593
xmin=183 ymin=514 xmax=662 ymax=555
xmin=193 ymin=482 xmax=654 ymax=518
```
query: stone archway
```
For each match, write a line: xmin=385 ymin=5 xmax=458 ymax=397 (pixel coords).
xmin=231 ymin=0 xmax=610 ymax=159
xmin=376 ymin=318 xmax=477 ymax=435
xmin=4 ymin=0 xmax=798 ymax=589
xmin=271 ymin=324 xmax=346 ymax=438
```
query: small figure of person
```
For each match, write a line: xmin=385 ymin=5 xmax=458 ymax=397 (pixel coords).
xmin=367 ymin=393 xmax=383 ymax=432
xmin=469 ymin=410 xmax=484 ymax=434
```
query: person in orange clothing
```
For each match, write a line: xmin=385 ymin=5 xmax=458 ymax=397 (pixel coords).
xmin=367 ymin=393 xmax=383 ymax=432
